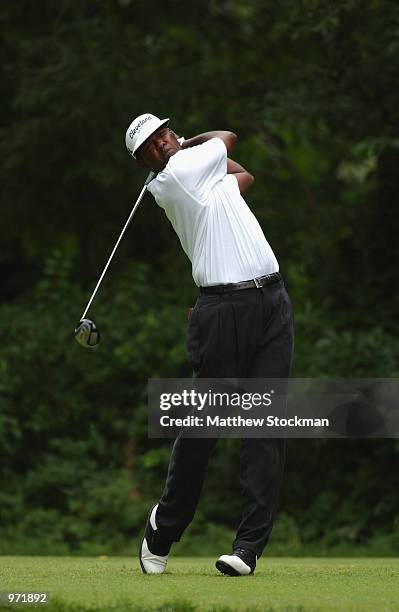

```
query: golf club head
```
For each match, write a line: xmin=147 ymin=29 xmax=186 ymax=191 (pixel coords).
xmin=74 ymin=318 xmax=100 ymax=348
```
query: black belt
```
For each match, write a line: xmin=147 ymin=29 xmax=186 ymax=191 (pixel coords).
xmin=200 ymin=272 xmax=282 ymax=294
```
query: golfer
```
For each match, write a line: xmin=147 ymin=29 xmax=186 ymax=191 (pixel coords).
xmin=125 ymin=113 xmax=294 ymax=576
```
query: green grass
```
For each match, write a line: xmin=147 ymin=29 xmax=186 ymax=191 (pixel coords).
xmin=0 ymin=557 xmax=398 ymax=611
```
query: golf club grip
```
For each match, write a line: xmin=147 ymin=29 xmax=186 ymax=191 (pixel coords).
xmin=145 ymin=170 xmax=156 ymax=185
xmin=79 ymin=174 xmax=153 ymax=321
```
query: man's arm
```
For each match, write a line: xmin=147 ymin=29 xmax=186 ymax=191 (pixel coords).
xmin=181 ymin=131 xmax=237 ymax=155
xmin=178 ymin=130 xmax=253 ymax=194
xmin=227 ymin=158 xmax=254 ymax=195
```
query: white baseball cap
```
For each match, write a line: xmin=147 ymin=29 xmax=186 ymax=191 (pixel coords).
xmin=125 ymin=113 xmax=170 ymax=159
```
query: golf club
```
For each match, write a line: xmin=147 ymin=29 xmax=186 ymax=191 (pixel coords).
xmin=74 ymin=170 xmax=156 ymax=348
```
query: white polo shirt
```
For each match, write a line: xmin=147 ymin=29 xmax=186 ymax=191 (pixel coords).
xmin=147 ymin=137 xmax=279 ymax=287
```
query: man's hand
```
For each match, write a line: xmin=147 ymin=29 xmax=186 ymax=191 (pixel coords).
xmin=227 ymin=158 xmax=254 ymax=195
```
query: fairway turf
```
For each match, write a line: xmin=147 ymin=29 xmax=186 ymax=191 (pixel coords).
xmin=0 ymin=557 xmax=398 ymax=611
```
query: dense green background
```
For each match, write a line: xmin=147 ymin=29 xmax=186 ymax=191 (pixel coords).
xmin=1 ymin=0 xmax=398 ymax=555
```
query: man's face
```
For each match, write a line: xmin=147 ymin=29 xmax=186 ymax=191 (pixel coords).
xmin=136 ymin=127 xmax=181 ymax=172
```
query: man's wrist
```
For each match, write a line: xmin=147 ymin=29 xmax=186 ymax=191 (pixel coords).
xmin=181 ymin=132 xmax=218 ymax=148
xmin=181 ymin=135 xmax=203 ymax=149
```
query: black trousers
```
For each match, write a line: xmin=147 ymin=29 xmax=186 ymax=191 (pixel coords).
xmin=156 ymin=278 xmax=294 ymax=557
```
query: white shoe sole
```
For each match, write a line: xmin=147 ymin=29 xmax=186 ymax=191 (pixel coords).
xmin=140 ymin=537 xmax=168 ymax=574
xmin=216 ymin=554 xmax=253 ymax=576
xmin=139 ymin=504 xmax=168 ymax=574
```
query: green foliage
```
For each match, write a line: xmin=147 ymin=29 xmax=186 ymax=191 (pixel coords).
xmin=0 ymin=248 xmax=398 ymax=554
xmin=0 ymin=248 xmax=191 ymax=553
xmin=1 ymin=0 xmax=399 ymax=554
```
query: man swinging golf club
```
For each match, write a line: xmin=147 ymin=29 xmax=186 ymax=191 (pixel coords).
xmin=125 ymin=113 xmax=294 ymax=576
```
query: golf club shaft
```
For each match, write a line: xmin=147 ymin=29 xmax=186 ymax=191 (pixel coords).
xmin=80 ymin=171 xmax=156 ymax=321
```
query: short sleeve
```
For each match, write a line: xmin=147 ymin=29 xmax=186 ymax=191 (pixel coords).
xmin=168 ymin=137 xmax=227 ymax=198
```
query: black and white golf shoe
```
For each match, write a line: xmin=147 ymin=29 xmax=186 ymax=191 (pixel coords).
xmin=216 ymin=548 xmax=257 ymax=576
xmin=139 ymin=504 xmax=172 ymax=574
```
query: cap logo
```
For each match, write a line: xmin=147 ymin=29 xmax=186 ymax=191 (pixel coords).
xmin=129 ymin=115 xmax=152 ymax=139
